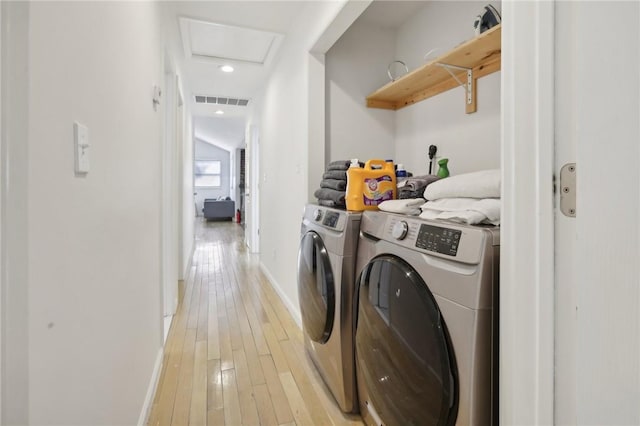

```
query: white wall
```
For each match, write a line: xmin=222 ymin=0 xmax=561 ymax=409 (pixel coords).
xmin=394 ymin=1 xmax=501 ymax=176
xmin=326 ymin=17 xmax=395 ymax=162
xmin=25 ymin=2 xmax=163 ymax=424
xmin=194 ymin=139 xmax=231 ymax=215
xmin=249 ymin=0 xmax=351 ymax=321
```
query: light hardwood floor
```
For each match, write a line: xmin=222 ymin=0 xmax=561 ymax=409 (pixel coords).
xmin=147 ymin=219 xmax=362 ymax=426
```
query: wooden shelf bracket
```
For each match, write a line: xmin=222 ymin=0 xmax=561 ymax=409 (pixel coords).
xmin=436 ymin=62 xmax=474 ymax=107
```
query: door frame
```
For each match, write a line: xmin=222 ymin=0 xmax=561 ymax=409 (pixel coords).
xmin=500 ymin=1 xmax=555 ymax=424
xmin=175 ymin=77 xmax=184 ymax=280
xmin=1 ymin=2 xmax=30 ymax=423
xmin=161 ymin=53 xmax=179 ymax=339
xmin=248 ymin=124 xmax=260 ymax=253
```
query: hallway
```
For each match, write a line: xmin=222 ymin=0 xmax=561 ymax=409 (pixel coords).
xmin=147 ymin=219 xmax=362 ymax=426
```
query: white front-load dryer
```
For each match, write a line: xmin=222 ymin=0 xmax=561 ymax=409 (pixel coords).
xmin=354 ymin=211 xmax=499 ymax=425
xmin=297 ymin=204 xmax=361 ymax=413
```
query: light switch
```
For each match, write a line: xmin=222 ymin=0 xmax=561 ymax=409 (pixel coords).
xmin=74 ymin=122 xmax=89 ymax=174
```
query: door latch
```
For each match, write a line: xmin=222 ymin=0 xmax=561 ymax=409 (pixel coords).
xmin=559 ymin=163 xmax=576 ymax=217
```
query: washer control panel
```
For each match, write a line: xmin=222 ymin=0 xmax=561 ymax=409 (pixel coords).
xmin=416 ymin=223 xmax=462 ymax=256
xmin=304 ymin=206 xmax=352 ymax=232
xmin=322 ymin=211 xmax=340 ymax=229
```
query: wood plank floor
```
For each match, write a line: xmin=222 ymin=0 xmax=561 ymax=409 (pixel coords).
xmin=148 ymin=219 xmax=363 ymax=426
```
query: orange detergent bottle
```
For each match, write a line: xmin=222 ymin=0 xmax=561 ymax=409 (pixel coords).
xmin=346 ymin=159 xmax=397 ymax=211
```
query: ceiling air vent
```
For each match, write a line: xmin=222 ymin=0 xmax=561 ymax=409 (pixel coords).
xmin=195 ymin=95 xmax=250 ymax=107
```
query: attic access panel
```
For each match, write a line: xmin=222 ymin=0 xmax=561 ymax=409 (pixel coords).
xmin=180 ymin=17 xmax=284 ymax=65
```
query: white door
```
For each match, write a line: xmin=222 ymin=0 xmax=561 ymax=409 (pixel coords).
xmin=555 ymin=1 xmax=640 ymax=423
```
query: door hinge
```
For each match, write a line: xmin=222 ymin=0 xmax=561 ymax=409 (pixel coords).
xmin=559 ymin=163 xmax=576 ymax=217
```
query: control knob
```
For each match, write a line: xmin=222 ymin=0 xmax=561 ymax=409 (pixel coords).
xmin=391 ymin=221 xmax=409 ymax=240
xmin=313 ymin=209 xmax=323 ymax=221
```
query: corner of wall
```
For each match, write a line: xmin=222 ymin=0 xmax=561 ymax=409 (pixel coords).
xmin=136 ymin=348 xmax=164 ymax=426
xmin=259 ymin=262 xmax=302 ymax=328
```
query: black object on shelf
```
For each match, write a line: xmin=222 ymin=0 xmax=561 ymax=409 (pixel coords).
xmin=428 ymin=145 xmax=438 ymax=175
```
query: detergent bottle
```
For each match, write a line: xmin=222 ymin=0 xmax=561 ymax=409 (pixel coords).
xmin=346 ymin=159 xmax=397 ymax=211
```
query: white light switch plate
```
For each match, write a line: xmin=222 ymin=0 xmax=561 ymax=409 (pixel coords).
xmin=74 ymin=122 xmax=89 ymax=174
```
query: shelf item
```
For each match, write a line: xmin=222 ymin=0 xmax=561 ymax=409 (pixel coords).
xmin=366 ymin=24 xmax=501 ymax=114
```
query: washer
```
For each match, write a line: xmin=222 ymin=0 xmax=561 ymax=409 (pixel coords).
xmin=354 ymin=211 xmax=499 ymax=426
xmin=297 ymin=204 xmax=361 ymax=413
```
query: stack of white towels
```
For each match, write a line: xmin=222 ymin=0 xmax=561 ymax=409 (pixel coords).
xmin=378 ymin=169 xmax=501 ymax=226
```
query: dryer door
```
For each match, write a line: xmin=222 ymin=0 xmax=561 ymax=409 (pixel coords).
xmin=356 ymin=255 xmax=458 ymax=426
xmin=297 ymin=231 xmax=335 ymax=343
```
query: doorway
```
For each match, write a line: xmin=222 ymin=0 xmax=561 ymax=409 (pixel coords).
xmin=246 ymin=124 xmax=260 ymax=253
xmin=161 ymin=62 xmax=180 ymax=342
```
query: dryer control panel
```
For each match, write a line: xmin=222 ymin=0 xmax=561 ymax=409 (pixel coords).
xmin=367 ymin=212 xmax=498 ymax=265
xmin=416 ymin=224 xmax=462 ymax=256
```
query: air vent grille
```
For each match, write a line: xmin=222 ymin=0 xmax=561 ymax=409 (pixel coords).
xmin=195 ymin=95 xmax=250 ymax=106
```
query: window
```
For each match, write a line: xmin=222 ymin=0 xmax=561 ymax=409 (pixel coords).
xmin=194 ymin=160 xmax=221 ymax=188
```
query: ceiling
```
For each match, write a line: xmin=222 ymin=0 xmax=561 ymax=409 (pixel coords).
xmin=357 ymin=1 xmax=427 ymax=29
xmin=160 ymin=1 xmax=428 ymax=152
xmin=161 ymin=1 xmax=306 ymax=150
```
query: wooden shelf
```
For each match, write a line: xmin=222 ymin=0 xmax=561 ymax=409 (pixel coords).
xmin=366 ymin=24 xmax=501 ymax=114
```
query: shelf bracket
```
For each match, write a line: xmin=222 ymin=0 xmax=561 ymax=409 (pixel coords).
xmin=436 ymin=63 xmax=476 ymax=113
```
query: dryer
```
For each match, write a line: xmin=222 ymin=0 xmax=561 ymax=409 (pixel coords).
xmin=354 ymin=211 xmax=499 ymax=426
xmin=297 ymin=204 xmax=361 ymax=413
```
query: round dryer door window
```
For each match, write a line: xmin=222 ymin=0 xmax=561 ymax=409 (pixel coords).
xmin=297 ymin=231 xmax=335 ymax=343
xmin=356 ymin=255 xmax=458 ymax=426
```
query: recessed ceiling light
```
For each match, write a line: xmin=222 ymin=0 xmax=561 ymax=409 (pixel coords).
xmin=219 ymin=65 xmax=234 ymax=73
xmin=215 ymin=110 xmax=224 ymax=115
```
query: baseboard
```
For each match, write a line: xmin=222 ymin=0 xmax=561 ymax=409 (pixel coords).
xmin=137 ymin=348 xmax=164 ymax=426
xmin=259 ymin=262 xmax=302 ymax=329
xmin=182 ymin=240 xmax=195 ymax=281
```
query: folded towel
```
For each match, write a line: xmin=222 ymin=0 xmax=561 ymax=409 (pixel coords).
xmin=399 ymin=189 xmax=425 ymax=200
xmin=322 ymin=170 xmax=347 ymax=181
xmin=397 ymin=174 xmax=441 ymax=191
xmin=419 ymin=198 xmax=501 ymax=225
xmin=320 ymin=179 xmax=347 ymax=191
xmin=314 ymin=188 xmax=346 ymax=205
xmin=318 ymin=199 xmax=343 ymax=208
xmin=378 ymin=199 xmax=425 ymax=216
xmin=326 ymin=160 xmax=351 ymax=171
xmin=423 ymin=169 xmax=500 ymax=200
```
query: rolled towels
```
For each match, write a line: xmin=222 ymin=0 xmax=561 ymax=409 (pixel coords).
xmin=314 ymin=188 xmax=346 ymax=205
xmin=423 ymin=169 xmax=500 ymax=200
xmin=419 ymin=198 xmax=501 ymax=225
xmin=320 ymin=179 xmax=347 ymax=191
xmin=378 ymin=198 xmax=425 ymax=216
xmin=398 ymin=174 xmax=441 ymax=191
xmin=322 ymin=170 xmax=348 ymax=181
